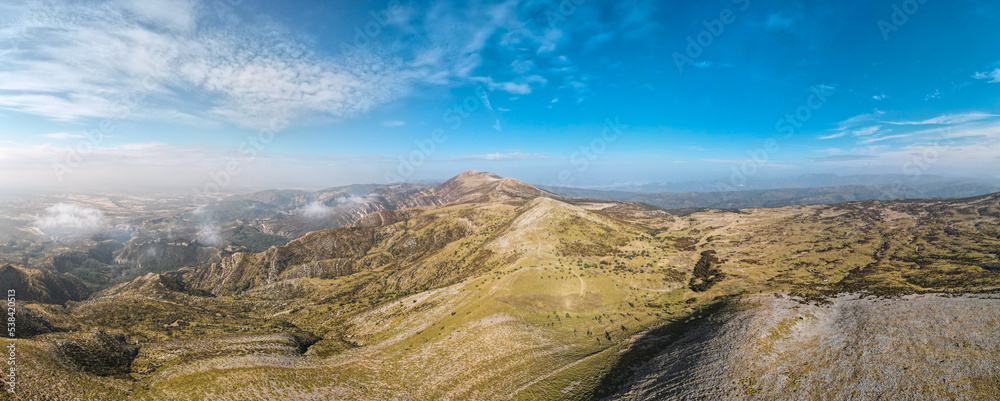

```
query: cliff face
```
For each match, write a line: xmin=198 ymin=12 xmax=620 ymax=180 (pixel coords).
xmin=114 ymin=237 xmax=221 ymax=273
xmin=184 ymin=226 xmax=383 ymax=295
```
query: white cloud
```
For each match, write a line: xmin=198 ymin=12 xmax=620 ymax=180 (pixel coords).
xmin=473 ymin=76 xmax=543 ymax=96
xmin=197 ymin=223 xmax=221 ymax=246
xmin=0 ymin=0 xmax=630 ymax=129
xmin=852 ymin=125 xmax=882 ymax=136
xmin=300 ymin=195 xmax=369 ymax=218
xmin=0 ymin=1 xmax=413 ymax=128
xmin=301 ymin=202 xmax=333 ymax=218
xmin=882 ymin=113 xmax=998 ymax=126
xmin=821 ymin=111 xmax=999 ymax=143
xmin=524 ymin=75 xmax=548 ymax=85
xmin=33 ymin=203 xmax=105 ymax=234
xmin=818 ymin=132 xmax=847 ymax=140
xmin=501 ymin=82 xmax=531 ymax=95
xmin=857 ymin=134 xmax=911 ymax=144
xmin=838 ymin=111 xmax=886 ymax=129
xmin=819 ymin=111 xmax=885 ymax=140
xmin=41 ymin=132 xmax=86 ymax=140
xmin=117 ymin=0 xmax=197 ymax=34
xmin=973 ymin=69 xmax=1000 ymax=83
xmin=451 ymin=152 xmax=551 ymax=161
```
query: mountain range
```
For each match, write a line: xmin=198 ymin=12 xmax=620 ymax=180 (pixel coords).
xmin=2 ymin=171 xmax=999 ymax=400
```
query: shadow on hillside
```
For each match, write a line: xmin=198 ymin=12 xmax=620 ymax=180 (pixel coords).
xmin=587 ymin=296 xmax=740 ymax=400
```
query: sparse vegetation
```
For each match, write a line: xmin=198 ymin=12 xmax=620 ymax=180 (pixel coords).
xmin=5 ymin=172 xmax=1000 ymax=400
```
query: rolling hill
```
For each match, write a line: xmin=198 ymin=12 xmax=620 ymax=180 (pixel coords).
xmin=3 ymin=171 xmax=999 ymax=400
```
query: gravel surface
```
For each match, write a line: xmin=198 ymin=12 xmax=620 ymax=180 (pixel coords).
xmin=606 ymin=293 xmax=1000 ymax=400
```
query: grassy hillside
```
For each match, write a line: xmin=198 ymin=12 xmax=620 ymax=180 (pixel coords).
xmin=5 ymin=172 xmax=1000 ymax=400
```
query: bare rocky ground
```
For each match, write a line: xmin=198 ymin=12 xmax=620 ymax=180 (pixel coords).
xmin=604 ymin=293 xmax=1000 ymax=400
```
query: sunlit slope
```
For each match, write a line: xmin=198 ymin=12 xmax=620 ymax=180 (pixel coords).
xmin=125 ymin=192 xmax=690 ymax=400
xmin=6 ymin=172 xmax=1000 ymax=400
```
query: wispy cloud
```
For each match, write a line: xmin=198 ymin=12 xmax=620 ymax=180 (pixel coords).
xmin=839 ymin=111 xmax=885 ymax=129
xmin=818 ymin=132 xmax=848 ymax=140
xmin=0 ymin=0 xmax=415 ymax=128
xmin=2 ymin=0 xmax=594 ymax=129
xmin=381 ymin=120 xmax=406 ymax=127
xmin=820 ymin=112 xmax=999 ymax=142
xmin=818 ymin=111 xmax=885 ymax=140
xmin=882 ymin=113 xmax=998 ymax=126
xmin=852 ymin=125 xmax=882 ymax=136
xmin=450 ymin=151 xmax=552 ymax=161
xmin=973 ymin=69 xmax=1000 ymax=83
xmin=41 ymin=133 xmax=86 ymax=140
xmin=809 ymin=155 xmax=878 ymax=162
xmin=857 ymin=133 xmax=912 ymax=144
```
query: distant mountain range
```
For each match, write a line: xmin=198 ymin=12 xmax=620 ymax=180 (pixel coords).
xmin=541 ymin=180 xmax=1000 ymax=210
xmin=565 ymin=173 xmax=1000 ymax=193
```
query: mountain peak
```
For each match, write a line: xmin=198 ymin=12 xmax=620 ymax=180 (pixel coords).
xmin=432 ymin=171 xmax=552 ymax=204
xmin=453 ymin=170 xmax=503 ymax=182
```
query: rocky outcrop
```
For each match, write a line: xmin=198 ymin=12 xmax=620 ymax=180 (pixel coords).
xmin=351 ymin=210 xmax=401 ymax=228
xmin=12 ymin=307 xmax=75 ymax=338
xmin=55 ymin=329 xmax=140 ymax=377
xmin=114 ymin=237 xmax=220 ymax=273
xmin=184 ymin=226 xmax=383 ymax=295
xmin=101 ymin=272 xmax=195 ymax=298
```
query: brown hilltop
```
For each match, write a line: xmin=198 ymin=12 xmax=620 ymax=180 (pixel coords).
xmin=412 ymin=170 xmax=565 ymax=205
xmin=403 ymin=170 xmax=666 ymax=222
xmin=179 ymin=171 xmax=649 ymax=297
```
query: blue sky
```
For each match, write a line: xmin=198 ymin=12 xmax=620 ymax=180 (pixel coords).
xmin=0 ymin=0 xmax=999 ymax=191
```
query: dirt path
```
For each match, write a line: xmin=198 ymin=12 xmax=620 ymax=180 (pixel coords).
xmin=569 ymin=268 xmax=585 ymax=296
